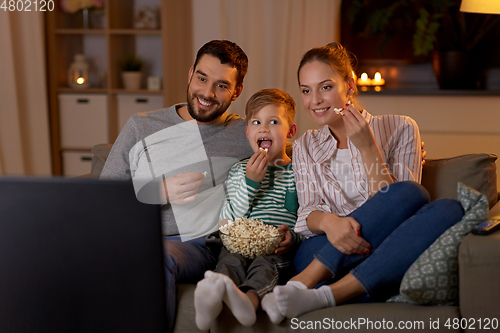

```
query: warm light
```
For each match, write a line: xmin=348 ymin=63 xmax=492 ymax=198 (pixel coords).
xmin=68 ymin=54 xmax=90 ymax=89
xmin=357 ymin=72 xmax=372 ymax=86
xmin=375 ymin=86 xmax=382 ymax=92
xmin=372 ymin=72 xmax=385 ymax=86
xmin=460 ymin=0 xmax=500 ymax=14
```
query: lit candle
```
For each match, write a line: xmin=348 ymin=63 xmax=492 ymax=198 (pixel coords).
xmin=77 ymin=77 xmax=86 ymax=85
xmin=372 ymin=72 xmax=385 ymax=86
xmin=357 ymin=72 xmax=372 ymax=86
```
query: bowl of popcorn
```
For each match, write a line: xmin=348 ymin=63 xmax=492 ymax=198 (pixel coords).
xmin=219 ymin=217 xmax=283 ymax=259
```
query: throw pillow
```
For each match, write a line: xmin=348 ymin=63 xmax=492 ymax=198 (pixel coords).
xmin=397 ymin=182 xmax=489 ymax=305
xmin=421 ymin=153 xmax=497 ymax=209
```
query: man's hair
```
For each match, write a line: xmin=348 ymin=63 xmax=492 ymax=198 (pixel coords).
xmin=193 ymin=40 xmax=248 ymax=88
xmin=245 ymin=88 xmax=296 ymax=126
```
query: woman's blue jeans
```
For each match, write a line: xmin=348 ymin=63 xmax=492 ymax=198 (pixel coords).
xmin=293 ymin=181 xmax=464 ymax=301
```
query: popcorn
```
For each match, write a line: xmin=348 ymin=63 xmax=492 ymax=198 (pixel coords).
xmin=259 ymin=147 xmax=269 ymax=153
xmin=202 ymin=171 xmax=208 ymax=178
xmin=333 ymin=100 xmax=351 ymax=114
xmin=219 ymin=217 xmax=282 ymax=259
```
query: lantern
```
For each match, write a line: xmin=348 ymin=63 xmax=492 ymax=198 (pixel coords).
xmin=68 ymin=54 xmax=90 ymax=89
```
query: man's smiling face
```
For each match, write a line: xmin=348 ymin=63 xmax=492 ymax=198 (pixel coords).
xmin=186 ymin=54 xmax=241 ymax=124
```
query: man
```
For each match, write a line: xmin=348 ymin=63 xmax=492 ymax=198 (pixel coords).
xmin=100 ymin=40 xmax=254 ymax=332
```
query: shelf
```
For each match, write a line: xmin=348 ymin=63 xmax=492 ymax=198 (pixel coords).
xmin=58 ymin=88 xmax=108 ymax=94
xmin=55 ymin=29 xmax=106 ymax=35
xmin=59 ymin=147 xmax=95 ymax=152
xmin=46 ymin=0 xmax=191 ymax=176
xmin=54 ymin=29 xmax=161 ymax=35
xmin=111 ymin=89 xmax=163 ymax=95
xmin=109 ymin=29 xmax=162 ymax=35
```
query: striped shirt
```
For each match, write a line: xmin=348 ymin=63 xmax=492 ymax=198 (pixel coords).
xmin=220 ymin=159 xmax=302 ymax=243
xmin=292 ymin=110 xmax=422 ymax=237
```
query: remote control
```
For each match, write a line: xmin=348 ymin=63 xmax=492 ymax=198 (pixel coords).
xmin=471 ymin=219 xmax=500 ymax=235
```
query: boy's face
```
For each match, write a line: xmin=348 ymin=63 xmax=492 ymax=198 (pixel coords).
xmin=245 ymin=104 xmax=296 ymax=164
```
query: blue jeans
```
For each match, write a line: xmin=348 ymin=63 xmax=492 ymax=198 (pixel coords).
xmin=163 ymin=237 xmax=218 ymax=333
xmin=294 ymin=181 xmax=464 ymax=301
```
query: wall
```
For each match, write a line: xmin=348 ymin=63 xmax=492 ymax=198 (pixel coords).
xmin=359 ymin=94 xmax=500 ymax=189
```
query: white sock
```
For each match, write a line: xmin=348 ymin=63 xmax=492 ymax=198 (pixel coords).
xmin=261 ymin=292 xmax=285 ymax=324
xmin=210 ymin=271 xmax=257 ymax=327
xmin=194 ymin=271 xmax=225 ymax=330
xmin=275 ymin=282 xmax=336 ymax=318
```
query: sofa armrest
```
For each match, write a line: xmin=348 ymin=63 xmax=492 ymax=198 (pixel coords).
xmin=458 ymin=230 xmax=500 ymax=328
xmin=488 ymin=193 xmax=500 ymax=218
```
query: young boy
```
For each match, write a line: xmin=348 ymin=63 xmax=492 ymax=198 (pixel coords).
xmin=194 ymin=88 xmax=301 ymax=329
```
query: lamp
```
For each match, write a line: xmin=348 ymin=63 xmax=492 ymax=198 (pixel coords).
xmin=68 ymin=54 xmax=90 ymax=89
xmin=460 ymin=0 xmax=500 ymax=14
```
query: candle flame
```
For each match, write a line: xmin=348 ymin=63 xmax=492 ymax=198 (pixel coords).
xmin=77 ymin=77 xmax=85 ymax=85
xmin=361 ymin=73 xmax=368 ymax=81
xmin=374 ymin=72 xmax=382 ymax=81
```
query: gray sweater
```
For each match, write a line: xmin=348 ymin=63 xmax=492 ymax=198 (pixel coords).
xmin=100 ymin=104 xmax=254 ymax=239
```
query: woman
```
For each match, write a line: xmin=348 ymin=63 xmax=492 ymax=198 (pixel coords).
xmin=261 ymin=43 xmax=464 ymax=323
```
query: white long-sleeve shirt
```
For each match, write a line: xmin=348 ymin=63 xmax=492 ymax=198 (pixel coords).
xmin=292 ymin=110 xmax=422 ymax=238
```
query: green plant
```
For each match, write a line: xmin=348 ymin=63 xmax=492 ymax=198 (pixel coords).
xmin=347 ymin=0 xmax=500 ymax=57
xmin=118 ymin=54 xmax=143 ymax=72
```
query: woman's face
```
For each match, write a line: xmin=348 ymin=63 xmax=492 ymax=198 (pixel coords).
xmin=298 ymin=60 xmax=351 ymax=128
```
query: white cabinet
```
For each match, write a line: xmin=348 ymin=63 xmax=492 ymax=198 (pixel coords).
xmin=62 ymin=151 xmax=94 ymax=177
xmin=117 ymin=94 xmax=164 ymax=131
xmin=58 ymin=94 xmax=108 ymax=148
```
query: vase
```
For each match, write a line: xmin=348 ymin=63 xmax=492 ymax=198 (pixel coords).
xmin=122 ymin=72 xmax=142 ymax=90
xmin=82 ymin=8 xmax=90 ymax=29
xmin=432 ymin=50 xmax=478 ymax=90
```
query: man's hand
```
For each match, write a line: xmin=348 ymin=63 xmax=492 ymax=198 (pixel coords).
xmin=246 ymin=150 xmax=268 ymax=183
xmin=274 ymin=224 xmax=293 ymax=255
xmin=162 ymin=172 xmax=205 ymax=204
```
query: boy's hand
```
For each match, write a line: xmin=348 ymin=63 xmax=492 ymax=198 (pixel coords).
xmin=246 ymin=150 xmax=268 ymax=183
xmin=274 ymin=224 xmax=293 ymax=255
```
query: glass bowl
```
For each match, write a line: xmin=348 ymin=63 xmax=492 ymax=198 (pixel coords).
xmin=219 ymin=218 xmax=283 ymax=259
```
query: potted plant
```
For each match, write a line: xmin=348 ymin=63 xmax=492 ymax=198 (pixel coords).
xmin=119 ymin=54 xmax=144 ymax=90
xmin=347 ymin=0 xmax=500 ymax=89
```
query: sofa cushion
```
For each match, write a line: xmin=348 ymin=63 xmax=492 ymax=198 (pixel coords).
xmin=398 ymin=182 xmax=489 ymax=305
xmin=421 ymin=153 xmax=498 ymax=209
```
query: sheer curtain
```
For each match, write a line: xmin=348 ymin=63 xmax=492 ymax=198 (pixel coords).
xmin=0 ymin=11 xmax=51 ymax=176
xmin=219 ymin=0 xmax=342 ymax=136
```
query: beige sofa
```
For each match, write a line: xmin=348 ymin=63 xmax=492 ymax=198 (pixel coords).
xmin=91 ymin=144 xmax=500 ymax=333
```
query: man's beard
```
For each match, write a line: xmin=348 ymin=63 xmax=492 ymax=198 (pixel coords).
xmin=186 ymin=89 xmax=229 ymax=123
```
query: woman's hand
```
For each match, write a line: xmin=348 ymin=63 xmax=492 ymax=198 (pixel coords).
xmin=341 ymin=104 xmax=394 ymax=195
xmin=274 ymin=224 xmax=293 ymax=255
xmin=246 ymin=150 xmax=268 ymax=183
xmin=308 ymin=211 xmax=371 ymax=255
xmin=341 ymin=104 xmax=377 ymax=152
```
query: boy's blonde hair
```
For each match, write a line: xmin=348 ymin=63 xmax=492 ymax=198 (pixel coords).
xmin=245 ymin=88 xmax=296 ymax=126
